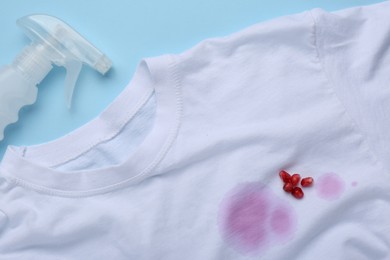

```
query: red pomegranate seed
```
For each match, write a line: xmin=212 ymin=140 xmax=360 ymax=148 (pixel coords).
xmin=283 ymin=182 xmax=293 ymax=192
xmin=301 ymin=177 xmax=314 ymax=187
xmin=279 ymin=170 xmax=291 ymax=183
xmin=291 ymin=174 xmax=301 ymax=186
xmin=292 ymin=187 xmax=304 ymax=199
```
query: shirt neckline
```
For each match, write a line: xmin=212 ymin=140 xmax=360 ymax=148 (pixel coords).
xmin=0 ymin=55 xmax=182 ymax=197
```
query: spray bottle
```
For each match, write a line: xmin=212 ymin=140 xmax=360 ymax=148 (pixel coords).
xmin=0 ymin=14 xmax=112 ymax=140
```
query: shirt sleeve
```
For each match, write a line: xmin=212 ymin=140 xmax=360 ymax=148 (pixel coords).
xmin=310 ymin=1 xmax=390 ymax=167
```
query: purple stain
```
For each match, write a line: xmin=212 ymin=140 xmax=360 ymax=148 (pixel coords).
xmin=219 ymin=183 xmax=296 ymax=255
xmin=351 ymin=181 xmax=358 ymax=187
xmin=226 ymin=191 xmax=269 ymax=249
xmin=316 ymin=173 xmax=345 ymax=201
xmin=270 ymin=207 xmax=294 ymax=237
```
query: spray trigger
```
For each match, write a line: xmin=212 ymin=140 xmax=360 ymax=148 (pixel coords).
xmin=64 ymin=59 xmax=82 ymax=109
xmin=16 ymin=14 xmax=112 ymax=107
xmin=0 ymin=14 xmax=112 ymax=141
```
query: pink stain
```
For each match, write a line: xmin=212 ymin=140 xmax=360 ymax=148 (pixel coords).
xmin=270 ymin=207 xmax=294 ymax=237
xmin=316 ymin=173 xmax=345 ymax=201
xmin=226 ymin=191 xmax=269 ymax=249
xmin=351 ymin=181 xmax=358 ymax=187
xmin=220 ymin=183 xmax=296 ymax=255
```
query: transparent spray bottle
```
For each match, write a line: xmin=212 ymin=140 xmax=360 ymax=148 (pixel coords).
xmin=0 ymin=14 xmax=112 ymax=140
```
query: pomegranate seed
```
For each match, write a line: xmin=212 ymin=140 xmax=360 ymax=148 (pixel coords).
xmin=292 ymin=187 xmax=304 ymax=199
xmin=301 ymin=177 xmax=314 ymax=187
xmin=291 ymin=174 xmax=301 ymax=186
xmin=283 ymin=182 xmax=293 ymax=192
xmin=279 ymin=170 xmax=291 ymax=183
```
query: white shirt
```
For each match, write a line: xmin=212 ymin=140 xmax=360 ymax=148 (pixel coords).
xmin=1 ymin=1 xmax=390 ymax=259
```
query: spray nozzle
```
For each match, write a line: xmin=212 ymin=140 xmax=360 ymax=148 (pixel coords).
xmin=15 ymin=14 xmax=112 ymax=108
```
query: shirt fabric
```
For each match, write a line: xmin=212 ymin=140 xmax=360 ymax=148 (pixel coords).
xmin=1 ymin=1 xmax=390 ymax=259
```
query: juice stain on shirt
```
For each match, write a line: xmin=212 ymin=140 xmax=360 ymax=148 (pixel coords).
xmin=315 ymin=173 xmax=345 ymax=201
xmin=219 ymin=182 xmax=296 ymax=255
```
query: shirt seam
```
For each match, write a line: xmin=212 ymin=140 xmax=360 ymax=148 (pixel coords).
xmin=308 ymin=10 xmax=385 ymax=171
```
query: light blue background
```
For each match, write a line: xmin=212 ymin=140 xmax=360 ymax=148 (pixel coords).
xmin=0 ymin=0 xmax=384 ymax=158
